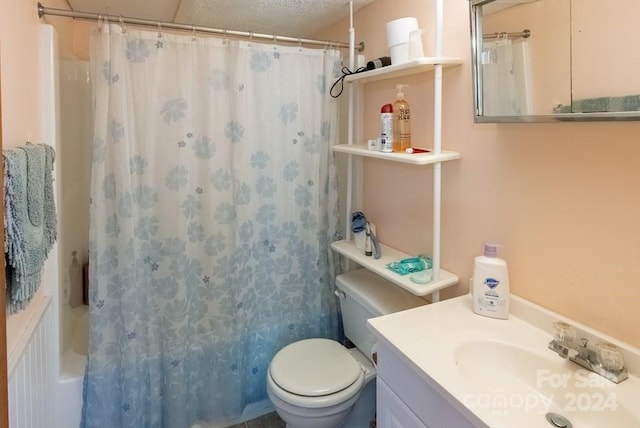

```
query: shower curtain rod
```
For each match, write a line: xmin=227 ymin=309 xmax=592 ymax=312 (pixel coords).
xmin=37 ymin=2 xmax=364 ymax=52
xmin=483 ymin=28 xmax=531 ymax=41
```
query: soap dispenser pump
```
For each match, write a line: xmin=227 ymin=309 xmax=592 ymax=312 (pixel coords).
xmin=472 ymin=243 xmax=510 ymax=319
xmin=392 ymin=84 xmax=411 ymax=152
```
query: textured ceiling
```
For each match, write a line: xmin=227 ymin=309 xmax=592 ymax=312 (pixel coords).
xmin=67 ymin=0 xmax=377 ymax=38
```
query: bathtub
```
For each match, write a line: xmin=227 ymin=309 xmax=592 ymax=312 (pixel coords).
xmin=14 ymin=28 xmax=93 ymax=428
xmin=52 ymin=53 xmax=92 ymax=428
xmin=55 ymin=306 xmax=88 ymax=427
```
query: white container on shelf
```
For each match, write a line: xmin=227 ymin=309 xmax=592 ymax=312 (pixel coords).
xmin=336 ymin=0 xmax=462 ymax=303
xmin=386 ymin=17 xmax=419 ymax=64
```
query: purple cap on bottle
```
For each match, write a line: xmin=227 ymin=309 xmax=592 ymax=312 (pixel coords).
xmin=484 ymin=243 xmax=499 ymax=257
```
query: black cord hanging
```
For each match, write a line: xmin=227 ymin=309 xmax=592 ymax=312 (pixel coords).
xmin=330 ymin=66 xmax=367 ymax=98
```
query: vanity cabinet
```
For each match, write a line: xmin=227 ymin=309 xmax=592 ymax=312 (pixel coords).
xmin=377 ymin=378 xmax=427 ymax=428
xmin=330 ymin=0 xmax=462 ymax=302
xmin=376 ymin=342 xmax=477 ymax=428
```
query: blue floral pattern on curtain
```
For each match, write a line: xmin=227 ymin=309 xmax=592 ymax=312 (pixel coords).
xmin=82 ymin=24 xmax=342 ymax=428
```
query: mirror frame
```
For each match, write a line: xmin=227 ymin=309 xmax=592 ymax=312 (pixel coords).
xmin=470 ymin=0 xmax=640 ymax=123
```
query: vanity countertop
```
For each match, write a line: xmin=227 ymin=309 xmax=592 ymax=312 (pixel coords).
xmin=367 ymin=293 xmax=640 ymax=428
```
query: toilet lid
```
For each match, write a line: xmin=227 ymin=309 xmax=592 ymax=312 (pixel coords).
xmin=269 ymin=338 xmax=361 ymax=397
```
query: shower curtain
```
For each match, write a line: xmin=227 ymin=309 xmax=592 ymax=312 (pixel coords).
xmin=481 ymin=39 xmax=530 ymax=116
xmin=82 ymin=24 xmax=342 ymax=427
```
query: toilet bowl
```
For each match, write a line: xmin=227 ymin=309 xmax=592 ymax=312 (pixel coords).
xmin=267 ymin=269 xmax=428 ymax=428
xmin=267 ymin=338 xmax=375 ymax=428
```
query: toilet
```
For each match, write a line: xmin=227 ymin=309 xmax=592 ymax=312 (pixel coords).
xmin=267 ymin=269 xmax=428 ymax=428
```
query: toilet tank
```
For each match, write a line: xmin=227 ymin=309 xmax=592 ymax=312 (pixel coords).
xmin=335 ymin=269 xmax=428 ymax=358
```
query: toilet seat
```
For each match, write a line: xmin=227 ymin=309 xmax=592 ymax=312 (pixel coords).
xmin=268 ymin=338 xmax=365 ymax=408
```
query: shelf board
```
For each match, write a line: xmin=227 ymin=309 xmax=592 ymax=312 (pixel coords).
xmin=331 ymin=240 xmax=459 ymax=297
xmin=332 ymin=144 xmax=460 ymax=165
xmin=345 ymin=57 xmax=463 ymax=84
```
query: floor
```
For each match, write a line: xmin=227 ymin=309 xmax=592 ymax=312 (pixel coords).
xmin=226 ymin=412 xmax=285 ymax=428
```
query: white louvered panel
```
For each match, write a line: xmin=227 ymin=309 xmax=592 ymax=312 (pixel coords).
xmin=8 ymin=300 xmax=55 ymax=428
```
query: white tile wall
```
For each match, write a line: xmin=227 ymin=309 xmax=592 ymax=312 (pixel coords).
xmin=8 ymin=298 xmax=55 ymax=428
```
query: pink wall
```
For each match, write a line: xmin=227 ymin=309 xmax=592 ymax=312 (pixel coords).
xmin=0 ymin=0 xmax=73 ymax=360
xmin=0 ymin=0 xmax=75 ymax=145
xmin=318 ymin=0 xmax=640 ymax=347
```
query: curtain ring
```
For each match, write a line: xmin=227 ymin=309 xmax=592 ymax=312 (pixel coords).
xmin=298 ymin=37 xmax=303 ymax=52
xmin=119 ymin=15 xmax=126 ymax=33
xmin=191 ymin=25 xmax=197 ymax=41
xmin=157 ymin=21 xmax=162 ymax=38
xmin=223 ymin=29 xmax=227 ymax=44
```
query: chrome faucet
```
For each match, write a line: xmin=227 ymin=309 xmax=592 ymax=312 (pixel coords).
xmin=548 ymin=322 xmax=629 ymax=384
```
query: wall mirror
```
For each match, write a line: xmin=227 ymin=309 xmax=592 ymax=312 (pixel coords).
xmin=470 ymin=0 xmax=640 ymax=122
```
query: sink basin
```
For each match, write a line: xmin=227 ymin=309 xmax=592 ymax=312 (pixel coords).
xmin=455 ymin=341 xmax=640 ymax=427
xmin=369 ymin=294 xmax=640 ymax=428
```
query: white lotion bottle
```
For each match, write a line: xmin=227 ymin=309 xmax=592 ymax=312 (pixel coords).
xmin=472 ymin=243 xmax=510 ymax=319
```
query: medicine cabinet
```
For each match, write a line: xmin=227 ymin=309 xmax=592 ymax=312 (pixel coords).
xmin=331 ymin=2 xmax=462 ymax=302
xmin=470 ymin=0 xmax=640 ymax=122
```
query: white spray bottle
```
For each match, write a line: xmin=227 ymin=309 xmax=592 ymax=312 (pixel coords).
xmin=472 ymin=243 xmax=510 ymax=319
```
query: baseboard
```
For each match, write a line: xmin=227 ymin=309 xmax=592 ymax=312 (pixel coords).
xmin=232 ymin=399 xmax=275 ymax=424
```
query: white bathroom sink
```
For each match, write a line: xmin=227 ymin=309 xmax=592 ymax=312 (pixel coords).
xmin=368 ymin=294 xmax=640 ymax=428
xmin=455 ymin=340 xmax=640 ymax=427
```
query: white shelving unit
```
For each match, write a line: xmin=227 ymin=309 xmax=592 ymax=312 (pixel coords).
xmin=333 ymin=0 xmax=461 ymax=302
xmin=331 ymin=144 xmax=460 ymax=165
xmin=330 ymin=240 xmax=459 ymax=297
xmin=343 ymin=57 xmax=462 ymax=84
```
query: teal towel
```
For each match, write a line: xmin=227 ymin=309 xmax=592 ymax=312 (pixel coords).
xmin=3 ymin=143 xmax=57 ymax=314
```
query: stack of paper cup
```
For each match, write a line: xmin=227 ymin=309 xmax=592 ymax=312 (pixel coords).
xmin=386 ymin=17 xmax=419 ymax=65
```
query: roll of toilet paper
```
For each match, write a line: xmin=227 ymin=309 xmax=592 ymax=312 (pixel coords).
xmin=386 ymin=17 xmax=419 ymax=64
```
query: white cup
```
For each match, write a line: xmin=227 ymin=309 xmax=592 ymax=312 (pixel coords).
xmin=408 ymin=29 xmax=426 ymax=60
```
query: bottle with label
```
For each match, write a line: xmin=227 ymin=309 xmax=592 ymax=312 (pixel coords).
xmin=380 ymin=103 xmax=394 ymax=153
xmin=472 ymin=243 xmax=510 ymax=319
xmin=392 ymin=84 xmax=411 ymax=152
xmin=364 ymin=228 xmax=373 ymax=256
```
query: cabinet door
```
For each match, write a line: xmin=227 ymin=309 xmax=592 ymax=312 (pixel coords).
xmin=377 ymin=378 xmax=429 ymax=428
